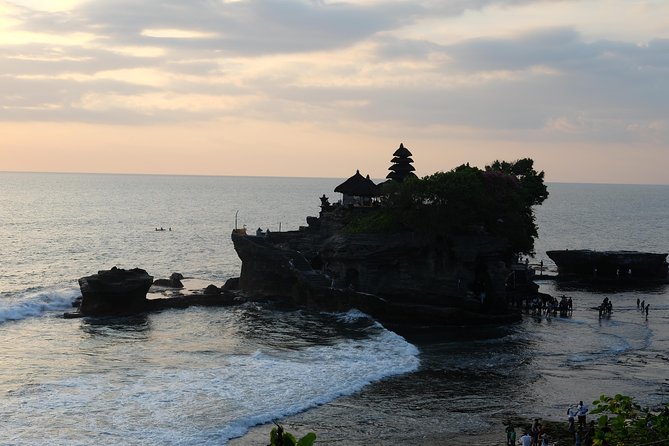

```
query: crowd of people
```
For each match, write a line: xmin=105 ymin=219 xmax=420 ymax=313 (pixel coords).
xmin=505 ymin=401 xmax=592 ymax=446
xmin=524 ymin=294 xmax=573 ymax=318
xmin=637 ymin=298 xmax=651 ymax=318
xmin=597 ymin=297 xmax=613 ymax=318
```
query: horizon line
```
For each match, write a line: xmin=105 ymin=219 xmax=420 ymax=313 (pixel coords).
xmin=1 ymin=170 xmax=668 ymax=187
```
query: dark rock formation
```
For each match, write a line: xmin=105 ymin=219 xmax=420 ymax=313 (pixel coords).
xmin=77 ymin=267 xmax=154 ymax=316
xmin=222 ymin=277 xmax=240 ymax=291
xmin=68 ymin=267 xmax=239 ymax=318
xmin=231 ymin=206 xmax=522 ymax=327
xmin=144 ymin=292 xmax=237 ymax=311
xmin=152 ymin=272 xmax=184 ymax=288
xmin=204 ymin=284 xmax=220 ymax=295
xmin=547 ymin=250 xmax=668 ymax=280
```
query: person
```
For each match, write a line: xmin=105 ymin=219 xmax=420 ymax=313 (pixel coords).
xmin=540 ymin=433 xmax=550 ymax=446
xmin=637 ymin=298 xmax=640 ymax=309
xmin=531 ymin=418 xmax=541 ymax=446
xmin=256 ymin=227 xmax=263 ymax=236
xmin=519 ymin=431 xmax=532 ymax=446
xmin=645 ymin=303 xmax=650 ymax=317
xmin=505 ymin=425 xmax=517 ymax=446
xmin=567 ymin=405 xmax=577 ymax=439
xmin=577 ymin=401 xmax=588 ymax=429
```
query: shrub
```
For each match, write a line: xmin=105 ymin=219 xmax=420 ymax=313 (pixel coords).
xmin=268 ymin=423 xmax=317 ymax=446
xmin=590 ymin=394 xmax=669 ymax=445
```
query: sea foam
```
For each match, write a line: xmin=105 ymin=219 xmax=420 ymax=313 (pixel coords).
xmin=0 ymin=321 xmax=419 ymax=445
xmin=0 ymin=287 xmax=79 ymax=323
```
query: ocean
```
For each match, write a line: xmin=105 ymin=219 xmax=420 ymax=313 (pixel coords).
xmin=0 ymin=173 xmax=668 ymax=445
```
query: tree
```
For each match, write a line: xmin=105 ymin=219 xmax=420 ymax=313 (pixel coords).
xmin=485 ymin=158 xmax=549 ymax=207
xmin=349 ymin=158 xmax=548 ymax=255
xmin=393 ymin=159 xmax=546 ymax=254
xmin=590 ymin=394 xmax=669 ymax=445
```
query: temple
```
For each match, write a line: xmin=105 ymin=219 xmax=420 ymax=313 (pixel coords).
xmin=334 ymin=170 xmax=380 ymax=207
xmin=230 ymin=143 xmax=527 ymax=328
xmin=386 ymin=143 xmax=416 ymax=182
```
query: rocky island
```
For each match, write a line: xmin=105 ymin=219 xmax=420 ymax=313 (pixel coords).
xmin=66 ymin=267 xmax=239 ymax=318
xmin=547 ymin=249 xmax=669 ymax=281
xmin=231 ymin=144 xmax=549 ymax=329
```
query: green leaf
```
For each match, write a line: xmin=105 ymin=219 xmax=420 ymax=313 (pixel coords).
xmin=296 ymin=432 xmax=317 ymax=446
xmin=284 ymin=432 xmax=297 ymax=446
xmin=597 ymin=415 xmax=609 ymax=428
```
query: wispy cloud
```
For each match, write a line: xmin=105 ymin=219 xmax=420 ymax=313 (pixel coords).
xmin=1 ymin=0 xmax=668 ymax=181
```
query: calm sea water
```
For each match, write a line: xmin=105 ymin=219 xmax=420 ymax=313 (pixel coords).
xmin=1 ymin=173 xmax=668 ymax=445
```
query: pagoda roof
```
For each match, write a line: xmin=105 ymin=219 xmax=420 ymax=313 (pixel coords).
xmin=392 ymin=143 xmax=412 ymax=157
xmin=334 ymin=170 xmax=380 ymax=197
xmin=391 ymin=156 xmax=414 ymax=163
xmin=388 ymin=163 xmax=416 ymax=172
xmin=386 ymin=171 xmax=417 ymax=181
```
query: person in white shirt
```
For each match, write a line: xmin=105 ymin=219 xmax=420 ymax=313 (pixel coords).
xmin=577 ymin=401 xmax=589 ymax=428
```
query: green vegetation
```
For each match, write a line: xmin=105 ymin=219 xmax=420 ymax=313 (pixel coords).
xmin=590 ymin=394 xmax=669 ymax=445
xmin=346 ymin=158 xmax=548 ymax=255
xmin=268 ymin=423 xmax=317 ymax=446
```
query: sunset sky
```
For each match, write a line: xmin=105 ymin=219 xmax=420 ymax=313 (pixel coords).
xmin=1 ymin=0 xmax=668 ymax=184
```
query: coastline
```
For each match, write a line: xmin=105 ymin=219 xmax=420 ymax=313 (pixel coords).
xmin=227 ymin=375 xmax=536 ymax=446
xmin=229 ymin=385 xmax=576 ymax=446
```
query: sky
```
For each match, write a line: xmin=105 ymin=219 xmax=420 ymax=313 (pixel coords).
xmin=1 ymin=0 xmax=668 ymax=184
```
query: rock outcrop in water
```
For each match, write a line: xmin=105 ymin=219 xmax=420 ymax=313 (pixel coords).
xmin=232 ymin=207 xmax=522 ymax=328
xmin=152 ymin=272 xmax=185 ymax=288
xmin=547 ymin=249 xmax=669 ymax=281
xmin=68 ymin=267 xmax=239 ymax=318
xmin=77 ymin=267 xmax=154 ymax=316
xmin=230 ymin=147 xmax=552 ymax=328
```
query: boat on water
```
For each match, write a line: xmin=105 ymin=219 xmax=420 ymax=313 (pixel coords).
xmin=546 ymin=249 xmax=668 ymax=280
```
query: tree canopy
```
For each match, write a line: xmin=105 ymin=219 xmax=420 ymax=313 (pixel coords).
xmin=361 ymin=158 xmax=548 ymax=255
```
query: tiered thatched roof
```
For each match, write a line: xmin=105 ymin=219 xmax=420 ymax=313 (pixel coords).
xmin=386 ymin=143 xmax=416 ymax=182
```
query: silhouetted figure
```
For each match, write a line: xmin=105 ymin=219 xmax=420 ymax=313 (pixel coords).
xmin=577 ymin=401 xmax=588 ymax=429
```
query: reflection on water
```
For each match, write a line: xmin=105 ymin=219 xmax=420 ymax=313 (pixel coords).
xmin=81 ymin=314 xmax=152 ymax=337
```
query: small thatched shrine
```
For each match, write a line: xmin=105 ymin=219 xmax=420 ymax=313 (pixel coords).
xmin=334 ymin=170 xmax=380 ymax=206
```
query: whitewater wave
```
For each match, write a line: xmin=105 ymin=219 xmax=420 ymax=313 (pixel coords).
xmin=0 ymin=315 xmax=420 ymax=445
xmin=0 ymin=287 xmax=80 ymax=323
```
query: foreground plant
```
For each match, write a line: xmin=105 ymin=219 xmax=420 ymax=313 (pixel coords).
xmin=268 ymin=422 xmax=317 ymax=446
xmin=590 ymin=394 xmax=669 ymax=445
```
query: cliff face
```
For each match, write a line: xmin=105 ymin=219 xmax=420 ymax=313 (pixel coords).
xmin=232 ymin=207 xmax=519 ymax=326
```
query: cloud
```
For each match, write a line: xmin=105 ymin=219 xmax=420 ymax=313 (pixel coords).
xmin=1 ymin=0 xmax=668 ymax=149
